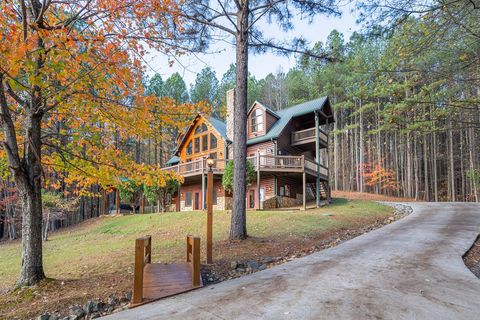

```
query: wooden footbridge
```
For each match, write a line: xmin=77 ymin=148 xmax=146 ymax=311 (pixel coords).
xmin=131 ymin=235 xmax=203 ymax=307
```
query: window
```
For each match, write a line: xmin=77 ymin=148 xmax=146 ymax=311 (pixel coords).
xmin=185 ymin=192 xmax=192 ymax=207
xmin=194 ymin=137 xmax=200 ymax=153
xmin=186 ymin=140 xmax=192 ymax=155
xmin=210 ymin=134 xmax=217 ymax=149
xmin=285 ymin=185 xmax=290 ymax=197
xmin=202 ymin=134 xmax=208 ymax=151
xmin=279 ymin=186 xmax=284 ymax=196
xmin=251 ymin=108 xmax=264 ymax=133
xmin=213 ymin=188 xmax=217 ymax=205
xmin=195 ymin=123 xmax=207 ymax=134
xmin=260 ymin=188 xmax=265 ymax=201
xmin=209 ymin=152 xmax=217 ymax=159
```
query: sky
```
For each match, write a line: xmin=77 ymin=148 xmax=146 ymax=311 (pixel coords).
xmin=144 ymin=4 xmax=360 ymax=86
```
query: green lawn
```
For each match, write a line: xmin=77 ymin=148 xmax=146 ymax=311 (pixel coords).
xmin=0 ymin=198 xmax=391 ymax=290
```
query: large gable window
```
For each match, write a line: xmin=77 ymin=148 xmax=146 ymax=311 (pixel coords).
xmin=195 ymin=123 xmax=208 ymax=134
xmin=202 ymin=134 xmax=208 ymax=151
xmin=210 ymin=133 xmax=217 ymax=149
xmin=194 ymin=137 xmax=200 ymax=153
xmin=251 ymin=108 xmax=264 ymax=133
xmin=182 ymin=118 xmax=221 ymax=161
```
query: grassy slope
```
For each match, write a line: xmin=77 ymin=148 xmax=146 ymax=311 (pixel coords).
xmin=0 ymin=198 xmax=390 ymax=290
xmin=0 ymin=198 xmax=392 ymax=319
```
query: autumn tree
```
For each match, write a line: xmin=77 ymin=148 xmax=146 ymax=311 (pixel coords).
xmin=0 ymin=0 xmax=195 ymax=287
xmin=176 ymin=0 xmax=340 ymax=239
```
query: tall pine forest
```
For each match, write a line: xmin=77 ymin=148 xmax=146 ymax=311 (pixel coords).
xmin=146 ymin=15 xmax=479 ymax=203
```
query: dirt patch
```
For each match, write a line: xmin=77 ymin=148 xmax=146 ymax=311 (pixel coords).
xmin=463 ymin=235 xmax=480 ymax=278
xmin=332 ymin=191 xmax=417 ymax=202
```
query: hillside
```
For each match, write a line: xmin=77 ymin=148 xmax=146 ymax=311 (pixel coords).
xmin=0 ymin=198 xmax=395 ymax=319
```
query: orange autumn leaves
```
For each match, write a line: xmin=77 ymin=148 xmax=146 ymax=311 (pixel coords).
xmin=0 ymin=1 xmax=202 ymax=195
xmin=361 ymin=162 xmax=399 ymax=192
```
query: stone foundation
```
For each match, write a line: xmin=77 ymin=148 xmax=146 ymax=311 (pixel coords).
xmin=261 ymin=195 xmax=303 ymax=209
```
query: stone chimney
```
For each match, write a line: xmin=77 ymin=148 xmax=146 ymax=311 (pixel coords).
xmin=226 ymin=88 xmax=235 ymax=141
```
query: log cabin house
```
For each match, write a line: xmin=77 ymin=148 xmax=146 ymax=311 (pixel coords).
xmin=164 ymin=89 xmax=334 ymax=211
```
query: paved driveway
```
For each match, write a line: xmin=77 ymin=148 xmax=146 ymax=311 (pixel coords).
xmin=105 ymin=203 xmax=480 ymax=319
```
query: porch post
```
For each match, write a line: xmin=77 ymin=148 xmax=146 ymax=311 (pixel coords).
xmin=201 ymin=158 xmax=206 ymax=210
xmin=315 ymin=111 xmax=321 ymax=207
xmin=302 ymin=155 xmax=306 ymax=211
xmin=206 ymin=166 xmax=213 ymax=264
xmin=256 ymin=150 xmax=261 ymax=210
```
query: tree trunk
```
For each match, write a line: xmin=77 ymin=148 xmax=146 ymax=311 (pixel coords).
xmin=230 ymin=3 xmax=249 ymax=240
xmin=432 ymin=128 xmax=438 ymax=202
xmin=423 ymin=133 xmax=429 ymax=201
xmin=359 ymin=99 xmax=364 ymax=193
xmin=15 ymin=112 xmax=46 ymax=286
xmin=448 ymin=122 xmax=456 ymax=202
xmin=333 ymin=106 xmax=338 ymax=190
xmin=43 ymin=210 xmax=50 ymax=241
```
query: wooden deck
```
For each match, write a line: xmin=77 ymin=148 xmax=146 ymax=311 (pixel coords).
xmin=161 ymin=154 xmax=329 ymax=180
xmin=140 ymin=262 xmax=203 ymax=303
xmin=131 ymin=235 xmax=203 ymax=308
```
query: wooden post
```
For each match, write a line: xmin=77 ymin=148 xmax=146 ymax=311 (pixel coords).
xmin=201 ymin=158 xmax=206 ymax=210
xmin=133 ymin=238 xmax=145 ymax=304
xmin=302 ymin=155 xmax=306 ymax=211
xmin=115 ymin=188 xmax=120 ymax=215
xmin=206 ymin=167 xmax=213 ymax=264
xmin=140 ymin=196 xmax=145 ymax=214
xmin=256 ymin=150 xmax=261 ymax=210
xmin=192 ymin=236 xmax=201 ymax=287
xmin=186 ymin=235 xmax=192 ymax=262
xmin=315 ymin=111 xmax=321 ymax=207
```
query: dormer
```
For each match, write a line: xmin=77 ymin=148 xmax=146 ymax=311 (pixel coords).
xmin=247 ymin=102 xmax=279 ymax=139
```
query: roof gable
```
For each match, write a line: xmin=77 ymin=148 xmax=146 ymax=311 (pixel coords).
xmin=247 ymin=96 xmax=333 ymax=145
xmin=247 ymin=101 xmax=280 ymax=119
xmin=174 ymin=114 xmax=228 ymax=155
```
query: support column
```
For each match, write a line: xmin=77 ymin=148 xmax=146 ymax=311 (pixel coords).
xmin=315 ymin=111 xmax=321 ymax=207
xmin=202 ymin=159 xmax=206 ymax=210
xmin=302 ymin=155 xmax=306 ymax=211
xmin=206 ymin=168 xmax=213 ymax=264
xmin=256 ymin=151 xmax=261 ymax=210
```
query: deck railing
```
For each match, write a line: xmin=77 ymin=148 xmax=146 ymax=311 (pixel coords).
xmin=162 ymin=155 xmax=328 ymax=178
xmin=161 ymin=158 xmax=227 ymax=176
xmin=291 ymin=127 xmax=328 ymax=146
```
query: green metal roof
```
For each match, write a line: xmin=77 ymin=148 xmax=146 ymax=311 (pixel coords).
xmin=169 ymin=97 xmax=331 ymax=157
xmin=209 ymin=116 xmax=228 ymax=141
xmin=247 ymin=96 xmax=331 ymax=145
xmin=166 ymin=155 xmax=180 ymax=165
